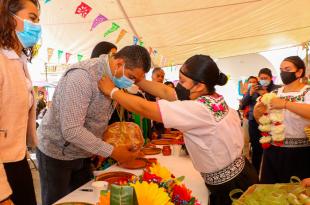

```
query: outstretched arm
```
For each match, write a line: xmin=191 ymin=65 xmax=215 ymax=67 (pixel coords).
xmin=136 ymin=79 xmax=177 ymax=101
xmin=98 ymin=77 xmax=162 ymax=122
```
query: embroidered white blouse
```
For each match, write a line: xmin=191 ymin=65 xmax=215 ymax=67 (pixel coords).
xmin=276 ymin=85 xmax=310 ymax=141
xmin=158 ymin=94 xmax=244 ymax=173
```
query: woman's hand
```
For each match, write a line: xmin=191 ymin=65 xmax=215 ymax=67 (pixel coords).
xmin=98 ymin=76 xmax=116 ymax=96
xmin=270 ymin=98 xmax=287 ymax=110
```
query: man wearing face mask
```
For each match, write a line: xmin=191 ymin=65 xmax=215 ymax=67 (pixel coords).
xmin=240 ymin=68 xmax=280 ymax=174
xmin=36 ymin=45 xmax=151 ymax=205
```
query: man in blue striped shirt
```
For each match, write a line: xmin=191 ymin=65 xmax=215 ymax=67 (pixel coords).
xmin=36 ymin=45 xmax=151 ymax=205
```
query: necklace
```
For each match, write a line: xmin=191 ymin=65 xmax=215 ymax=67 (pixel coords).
xmin=258 ymin=93 xmax=285 ymax=149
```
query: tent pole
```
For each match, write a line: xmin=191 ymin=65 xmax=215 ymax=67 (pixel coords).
xmin=115 ymin=0 xmax=156 ymax=67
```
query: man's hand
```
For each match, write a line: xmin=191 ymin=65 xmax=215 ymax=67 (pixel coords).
xmin=249 ymin=85 xmax=257 ymax=96
xmin=110 ymin=145 xmax=140 ymax=164
xmin=98 ymin=76 xmax=116 ymax=97
xmin=302 ymin=178 xmax=310 ymax=187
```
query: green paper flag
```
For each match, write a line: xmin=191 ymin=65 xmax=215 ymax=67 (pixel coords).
xmin=57 ymin=50 xmax=63 ymax=62
xmin=77 ymin=54 xmax=83 ymax=62
xmin=104 ymin=22 xmax=120 ymax=37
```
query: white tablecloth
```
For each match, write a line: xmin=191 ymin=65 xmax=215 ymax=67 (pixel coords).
xmin=54 ymin=153 xmax=209 ymax=205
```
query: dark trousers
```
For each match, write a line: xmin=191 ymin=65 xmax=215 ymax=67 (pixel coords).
xmin=206 ymin=158 xmax=259 ymax=205
xmin=261 ymin=145 xmax=310 ymax=184
xmin=3 ymin=156 xmax=37 ymax=205
xmin=248 ymin=119 xmax=263 ymax=173
xmin=36 ymin=149 xmax=93 ymax=205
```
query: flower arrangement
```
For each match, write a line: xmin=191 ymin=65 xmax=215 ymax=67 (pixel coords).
xmin=258 ymin=93 xmax=285 ymax=148
xmin=99 ymin=163 xmax=201 ymax=205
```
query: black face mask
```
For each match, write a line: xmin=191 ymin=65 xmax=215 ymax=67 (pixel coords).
xmin=280 ymin=71 xmax=297 ymax=85
xmin=175 ymin=83 xmax=190 ymax=101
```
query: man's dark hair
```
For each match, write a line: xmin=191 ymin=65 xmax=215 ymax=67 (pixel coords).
xmin=114 ymin=45 xmax=151 ymax=73
xmin=258 ymin=68 xmax=272 ymax=78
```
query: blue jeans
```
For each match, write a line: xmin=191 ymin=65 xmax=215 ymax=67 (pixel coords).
xmin=36 ymin=149 xmax=93 ymax=205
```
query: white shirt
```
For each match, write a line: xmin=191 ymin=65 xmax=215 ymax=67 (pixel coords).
xmin=277 ymin=85 xmax=310 ymax=139
xmin=2 ymin=49 xmax=33 ymax=110
xmin=158 ymin=94 xmax=244 ymax=173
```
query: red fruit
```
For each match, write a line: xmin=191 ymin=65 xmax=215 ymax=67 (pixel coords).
xmin=261 ymin=143 xmax=271 ymax=149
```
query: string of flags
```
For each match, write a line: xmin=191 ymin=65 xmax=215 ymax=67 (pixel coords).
xmin=46 ymin=47 xmax=84 ymax=64
xmin=41 ymin=0 xmax=175 ymax=68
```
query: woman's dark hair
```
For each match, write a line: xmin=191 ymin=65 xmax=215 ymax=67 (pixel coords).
xmin=283 ymin=56 xmax=306 ymax=77
xmin=0 ymin=0 xmax=40 ymax=61
xmin=181 ymin=55 xmax=228 ymax=94
xmin=164 ymin=81 xmax=175 ymax=88
xmin=114 ymin=45 xmax=151 ymax=73
xmin=90 ymin=41 xmax=117 ymax=58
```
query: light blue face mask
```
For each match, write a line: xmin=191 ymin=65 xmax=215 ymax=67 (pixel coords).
xmin=259 ymin=80 xmax=271 ymax=87
xmin=14 ymin=14 xmax=42 ymax=48
xmin=112 ymin=64 xmax=134 ymax=89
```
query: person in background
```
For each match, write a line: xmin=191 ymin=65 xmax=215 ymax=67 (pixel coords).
xmin=36 ymin=45 xmax=151 ymax=205
xmin=36 ymin=90 xmax=46 ymax=118
xmin=254 ymin=56 xmax=310 ymax=184
xmin=164 ymin=81 xmax=175 ymax=89
xmin=99 ymin=55 xmax=258 ymax=205
xmin=239 ymin=76 xmax=258 ymax=160
xmin=0 ymin=0 xmax=41 ymax=204
xmin=240 ymin=68 xmax=280 ymax=174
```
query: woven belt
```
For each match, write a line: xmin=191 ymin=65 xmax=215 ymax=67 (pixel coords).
xmin=201 ymin=156 xmax=245 ymax=185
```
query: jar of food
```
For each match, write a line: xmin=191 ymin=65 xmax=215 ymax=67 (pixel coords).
xmin=162 ymin=145 xmax=171 ymax=156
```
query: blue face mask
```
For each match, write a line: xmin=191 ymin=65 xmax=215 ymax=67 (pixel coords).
xmin=14 ymin=15 xmax=42 ymax=48
xmin=259 ymin=80 xmax=271 ymax=87
xmin=112 ymin=64 xmax=134 ymax=89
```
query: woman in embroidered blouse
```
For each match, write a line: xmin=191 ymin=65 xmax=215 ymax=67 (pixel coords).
xmin=0 ymin=0 xmax=41 ymax=204
xmin=99 ymin=55 xmax=258 ymax=205
xmin=254 ymin=56 xmax=310 ymax=184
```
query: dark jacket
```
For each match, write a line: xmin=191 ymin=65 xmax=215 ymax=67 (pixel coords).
xmin=240 ymin=81 xmax=281 ymax=121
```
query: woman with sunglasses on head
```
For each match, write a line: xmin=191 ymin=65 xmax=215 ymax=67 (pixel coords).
xmin=0 ymin=0 xmax=41 ymax=204
xmin=99 ymin=55 xmax=258 ymax=205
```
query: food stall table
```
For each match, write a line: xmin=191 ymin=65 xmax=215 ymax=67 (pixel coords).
xmin=54 ymin=154 xmax=209 ymax=205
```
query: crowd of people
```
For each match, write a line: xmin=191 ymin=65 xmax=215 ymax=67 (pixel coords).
xmin=0 ymin=0 xmax=310 ymax=205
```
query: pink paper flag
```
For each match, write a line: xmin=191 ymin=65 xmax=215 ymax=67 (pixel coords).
xmin=90 ymin=14 xmax=108 ymax=31
xmin=75 ymin=2 xmax=92 ymax=18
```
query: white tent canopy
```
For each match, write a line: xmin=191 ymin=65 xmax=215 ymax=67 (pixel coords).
xmin=38 ymin=0 xmax=310 ymax=66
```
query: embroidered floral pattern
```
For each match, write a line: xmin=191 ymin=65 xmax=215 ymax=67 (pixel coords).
xmin=196 ymin=95 xmax=229 ymax=122
xmin=277 ymin=87 xmax=310 ymax=102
